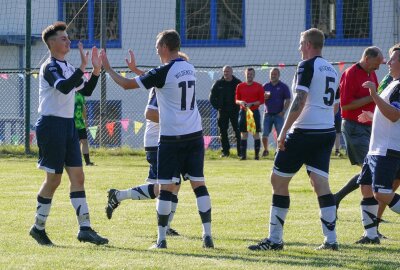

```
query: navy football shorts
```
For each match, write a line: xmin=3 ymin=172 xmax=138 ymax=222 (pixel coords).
xmin=358 ymin=154 xmax=400 ymax=193
xmin=157 ymin=135 xmax=205 ymax=184
xmin=36 ymin=115 xmax=82 ymax=174
xmin=273 ymin=128 xmax=335 ymax=178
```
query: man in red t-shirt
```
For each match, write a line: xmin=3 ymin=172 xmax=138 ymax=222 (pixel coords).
xmin=335 ymin=47 xmax=385 ymax=236
xmin=235 ymin=67 xmax=265 ymax=160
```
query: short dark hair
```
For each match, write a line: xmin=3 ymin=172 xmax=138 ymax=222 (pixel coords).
xmin=156 ymin=30 xmax=180 ymax=52
xmin=42 ymin=21 xmax=67 ymax=48
xmin=389 ymin=43 xmax=400 ymax=61
xmin=245 ymin=67 xmax=255 ymax=73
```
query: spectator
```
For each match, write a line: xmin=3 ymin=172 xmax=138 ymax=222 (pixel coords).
xmin=235 ymin=67 xmax=265 ymax=160
xmin=262 ymin=67 xmax=291 ymax=157
xmin=209 ymin=66 xmax=242 ymax=157
xmin=335 ymin=46 xmax=384 ymax=213
xmin=74 ymin=92 xmax=95 ymax=166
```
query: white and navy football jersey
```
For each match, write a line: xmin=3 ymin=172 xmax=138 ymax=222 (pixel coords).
xmin=369 ymin=79 xmax=400 ymax=155
xmin=135 ymin=58 xmax=202 ymax=136
xmin=38 ymin=57 xmax=85 ymax=118
xmin=144 ymin=88 xmax=159 ymax=148
xmin=291 ymin=56 xmax=339 ymax=130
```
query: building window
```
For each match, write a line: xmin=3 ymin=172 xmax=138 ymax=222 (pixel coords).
xmin=58 ymin=0 xmax=121 ymax=48
xmin=177 ymin=0 xmax=245 ymax=47
xmin=306 ymin=0 xmax=371 ymax=46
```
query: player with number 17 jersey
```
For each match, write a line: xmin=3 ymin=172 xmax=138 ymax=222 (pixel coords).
xmin=135 ymin=58 xmax=202 ymax=137
xmin=291 ymin=56 xmax=339 ymax=131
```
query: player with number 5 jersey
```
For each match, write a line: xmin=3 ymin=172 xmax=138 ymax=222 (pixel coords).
xmin=248 ymin=28 xmax=340 ymax=252
xmin=100 ymin=29 xmax=213 ymax=250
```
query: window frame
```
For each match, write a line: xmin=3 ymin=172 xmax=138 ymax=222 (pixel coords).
xmin=177 ymin=0 xmax=246 ymax=47
xmin=305 ymin=0 xmax=372 ymax=46
xmin=58 ymin=0 xmax=122 ymax=48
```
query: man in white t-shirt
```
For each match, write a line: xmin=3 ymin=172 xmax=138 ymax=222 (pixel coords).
xmin=100 ymin=30 xmax=213 ymax=249
xmin=248 ymin=28 xmax=339 ymax=251
xmin=355 ymin=44 xmax=400 ymax=244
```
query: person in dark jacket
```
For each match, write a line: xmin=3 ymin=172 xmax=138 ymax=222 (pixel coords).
xmin=209 ymin=66 xmax=242 ymax=157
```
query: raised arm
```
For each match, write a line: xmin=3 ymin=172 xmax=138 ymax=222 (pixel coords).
xmin=100 ymin=49 xmax=139 ymax=90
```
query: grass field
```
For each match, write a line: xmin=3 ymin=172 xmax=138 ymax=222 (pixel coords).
xmin=1 ymin=149 xmax=400 ymax=270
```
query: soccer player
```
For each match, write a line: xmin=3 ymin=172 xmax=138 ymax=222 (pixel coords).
xmin=100 ymin=30 xmax=213 ymax=249
xmin=248 ymin=28 xmax=339 ymax=251
xmin=105 ymin=50 xmax=186 ymax=237
xmin=355 ymin=44 xmax=400 ymax=244
xmin=29 ymin=21 xmax=108 ymax=246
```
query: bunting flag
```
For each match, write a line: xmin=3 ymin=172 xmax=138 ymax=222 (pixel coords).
xmin=88 ymin=126 xmax=98 ymax=139
xmin=18 ymin=73 xmax=24 ymax=79
xmin=84 ymin=72 xmax=90 ymax=80
xmin=278 ymin=63 xmax=285 ymax=69
xmin=0 ymin=73 xmax=8 ymax=80
xmin=11 ymin=135 xmax=20 ymax=145
xmin=208 ymin=71 xmax=215 ymax=80
xmin=203 ymin=135 xmax=212 ymax=149
xmin=134 ymin=121 xmax=144 ymax=134
xmin=261 ymin=62 xmax=269 ymax=70
xmin=121 ymin=71 xmax=126 ymax=77
xmin=338 ymin=61 xmax=345 ymax=72
xmin=32 ymin=73 xmax=38 ymax=79
xmin=120 ymin=118 xmax=129 ymax=131
xmin=106 ymin=122 xmax=115 ymax=137
xmin=246 ymin=108 xmax=256 ymax=135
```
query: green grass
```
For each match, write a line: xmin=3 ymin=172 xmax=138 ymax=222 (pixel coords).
xmin=1 ymin=151 xmax=400 ymax=269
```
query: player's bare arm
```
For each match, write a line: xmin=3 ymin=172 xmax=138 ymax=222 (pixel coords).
xmin=364 ymin=81 xmax=400 ymax=122
xmin=78 ymin=41 xmax=89 ymax=73
xmin=277 ymin=90 xmax=307 ymax=151
xmin=100 ymin=49 xmax=139 ymax=90
xmin=125 ymin=49 xmax=144 ymax=75
xmin=91 ymin=46 xmax=102 ymax=76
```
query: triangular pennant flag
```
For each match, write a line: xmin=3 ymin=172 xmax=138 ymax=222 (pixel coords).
xmin=88 ymin=126 xmax=98 ymax=139
xmin=246 ymin=108 xmax=256 ymax=135
xmin=203 ymin=135 xmax=212 ymax=149
xmin=278 ymin=63 xmax=285 ymax=69
xmin=106 ymin=122 xmax=115 ymax=137
xmin=120 ymin=118 xmax=129 ymax=131
xmin=84 ymin=72 xmax=90 ymax=80
xmin=134 ymin=121 xmax=144 ymax=134
xmin=338 ymin=61 xmax=345 ymax=72
xmin=208 ymin=71 xmax=215 ymax=80
xmin=0 ymin=73 xmax=8 ymax=80
xmin=261 ymin=62 xmax=269 ymax=70
xmin=121 ymin=71 xmax=126 ymax=77
xmin=11 ymin=134 xmax=20 ymax=145
xmin=18 ymin=73 xmax=24 ymax=79
xmin=32 ymin=73 xmax=38 ymax=79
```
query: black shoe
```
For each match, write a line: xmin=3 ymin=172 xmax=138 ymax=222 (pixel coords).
xmin=355 ymin=235 xmax=380 ymax=244
xmin=262 ymin=150 xmax=269 ymax=157
xmin=29 ymin=226 xmax=53 ymax=246
xmin=220 ymin=152 xmax=230 ymax=158
xmin=149 ymin=240 xmax=167 ymax=249
xmin=86 ymin=162 xmax=95 ymax=166
xmin=248 ymin=238 xmax=284 ymax=251
xmin=77 ymin=228 xmax=108 ymax=245
xmin=316 ymin=241 xmax=339 ymax=251
xmin=377 ymin=231 xmax=387 ymax=239
xmin=106 ymin=189 xmax=120 ymax=219
xmin=166 ymin=228 xmax=180 ymax=236
xmin=254 ymin=155 xmax=260 ymax=160
xmin=202 ymin=235 xmax=214 ymax=248
xmin=239 ymin=156 xmax=247 ymax=161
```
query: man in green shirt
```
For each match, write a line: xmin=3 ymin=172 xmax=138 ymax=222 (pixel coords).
xmin=75 ymin=92 xmax=94 ymax=166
